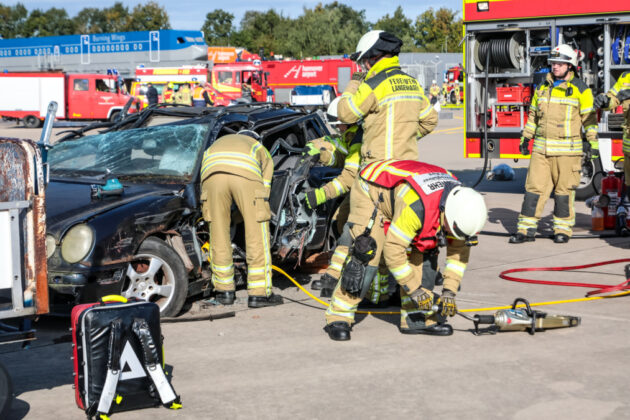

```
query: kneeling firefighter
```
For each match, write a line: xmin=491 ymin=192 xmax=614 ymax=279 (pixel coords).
xmin=200 ymin=131 xmax=283 ymax=308
xmin=324 ymin=160 xmax=487 ymax=341
xmin=303 ymin=99 xmax=392 ymax=304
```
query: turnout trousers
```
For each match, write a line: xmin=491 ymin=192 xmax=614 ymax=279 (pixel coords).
xmin=202 ymin=173 xmax=272 ymax=297
xmin=517 ymin=152 xmax=582 ymax=237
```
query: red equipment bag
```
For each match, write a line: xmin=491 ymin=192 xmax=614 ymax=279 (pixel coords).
xmin=71 ymin=295 xmax=181 ymax=418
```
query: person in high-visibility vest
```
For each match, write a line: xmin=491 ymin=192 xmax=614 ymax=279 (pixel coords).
xmin=192 ymin=82 xmax=206 ymax=107
xmin=510 ymin=44 xmax=598 ymax=244
xmin=199 ymin=131 xmax=283 ymax=308
xmin=429 ymin=80 xmax=440 ymax=105
xmin=454 ymin=82 xmax=461 ymax=105
xmin=441 ymin=81 xmax=449 ymax=105
xmin=174 ymin=83 xmax=192 ymax=106
xmin=594 ymin=71 xmax=630 ymax=198
xmin=163 ymin=83 xmax=174 ymax=104
xmin=323 ymin=159 xmax=488 ymax=340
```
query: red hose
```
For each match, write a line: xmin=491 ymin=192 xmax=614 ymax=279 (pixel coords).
xmin=499 ymin=258 xmax=630 ymax=296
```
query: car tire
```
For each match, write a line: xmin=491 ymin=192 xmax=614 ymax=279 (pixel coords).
xmin=575 ymin=156 xmax=603 ymax=201
xmin=109 ymin=111 xmax=120 ymax=123
xmin=121 ymin=237 xmax=188 ymax=317
xmin=23 ymin=115 xmax=40 ymax=128
xmin=0 ymin=362 xmax=13 ymax=419
xmin=449 ymin=91 xmax=456 ymax=104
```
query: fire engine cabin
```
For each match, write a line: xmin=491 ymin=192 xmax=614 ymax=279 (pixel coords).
xmin=132 ymin=66 xmax=210 ymax=107
xmin=263 ymin=58 xmax=360 ymax=103
xmin=211 ymin=61 xmax=267 ymax=103
xmin=463 ymin=1 xmax=630 ymax=199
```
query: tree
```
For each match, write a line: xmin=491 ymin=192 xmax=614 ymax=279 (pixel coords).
xmin=232 ymin=10 xmax=289 ymax=56
xmin=103 ymin=3 xmax=131 ymax=33
xmin=23 ymin=7 xmax=76 ymax=37
xmin=0 ymin=3 xmax=28 ymax=38
xmin=125 ymin=1 xmax=170 ymax=32
xmin=412 ymin=8 xmax=462 ymax=52
xmin=201 ymin=9 xmax=234 ymax=46
xmin=374 ymin=6 xmax=417 ymax=52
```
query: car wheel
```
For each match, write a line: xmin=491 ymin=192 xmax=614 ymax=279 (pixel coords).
xmin=109 ymin=111 xmax=120 ymax=123
xmin=449 ymin=91 xmax=456 ymax=104
xmin=23 ymin=115 xmax=40 ymax=128
xmin=121 ymin=237 xmax=187 ymax=317
xmin=575 ymin=156 xmax=603 ymax=201
xmin=0 ymin=362 xmax=12 ymax=419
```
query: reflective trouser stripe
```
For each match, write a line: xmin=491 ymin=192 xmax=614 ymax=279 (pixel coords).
xmin=325 ymin=280 xmax=361 ymax=324
xmin=367 ymin=272 xmax=389 ymax=304
xmin=326 ymin=246 xmax=349 ymax=279
xmin=247 ymin=221 xmax=272 ymax=297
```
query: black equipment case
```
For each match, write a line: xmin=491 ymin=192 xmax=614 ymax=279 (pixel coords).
xmin=71 ymin=296 xmax=181 ymax=418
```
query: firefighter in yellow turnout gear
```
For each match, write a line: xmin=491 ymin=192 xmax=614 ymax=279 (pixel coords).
xmin=429 ymin=80 xmax=440 ymax=104
xmin=510 ymin=44 xmax=598 ymax=244
xmin=200 ymin=132 xmax=283 ymax=308
xmin=320 ymin=31 xmax=438 ymax=310
xmin=595 ymin=71 xmax=630 ymax=193
xmin=324 ymin=160 xmax=488 ymax=340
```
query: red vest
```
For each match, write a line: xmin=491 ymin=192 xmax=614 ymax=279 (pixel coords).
xmin=360 ymin=160 xmax=458 ymax=252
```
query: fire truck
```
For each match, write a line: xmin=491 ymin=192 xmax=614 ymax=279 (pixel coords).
xmin=445 ymin=65 xmax=464 ymax=104
xmin=0 ymin=72 xmax=132 ymax=127
xmin=263 ymin=58 xmax=361 ymax=103
xmin=131 ymin=66 xmax=215 ymax=107
xmin=463 ymin=1 xmax=630 ymax=199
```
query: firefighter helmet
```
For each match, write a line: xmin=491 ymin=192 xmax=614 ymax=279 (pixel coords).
xmin=237 ymin=129 xmax=260 ymax=140
xmin=443 ymin=186 xmax=488 ymax=241
xmin=548 ymin=44 xmax=579 ymax=67
xmin=351 ymin=30 xmax=403 ymax=64
xmin=326 ymin=97 xmax=343 ymax=125
xmin=432 ymin=80 xmax=437 ymax=84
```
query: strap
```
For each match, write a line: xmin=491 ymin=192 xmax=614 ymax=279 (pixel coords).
xmin=95 ymin=319 xmax=122 ymax=416
xmin=132 ymin=318 xmax=181 ymax=409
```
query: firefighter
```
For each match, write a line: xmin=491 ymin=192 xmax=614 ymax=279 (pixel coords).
xmin=174 ymin=83 xmax=192 ymax=105
xmin=324 ymin=160 xmax=488 ymax=340
xmin=192 ymin=82 xmax=206 ymax=107
xmin=441 ymin=81 xmax=449 ymax=105
xmin=146 ymin=82 xmax=158 ymax=106
xmin=199 ymin=131 xmax=283 ymax=308
xmin=594 ymin=72 xmax=630 ymax=197
xmin=321 ymin=31 xmax=438 ymax=311
xmin=429 ymin=80 xmax=440 ymax=105
xmin=454 ymin=81 xmax=461 ymax=105
xmin=163 ymin=83 xmax=174 ymax=104
xmin=510 ymin=44 xmax=598 ymax=244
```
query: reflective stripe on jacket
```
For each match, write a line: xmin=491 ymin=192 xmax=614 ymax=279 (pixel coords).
xmin=200 ymin=134 xmax=273 ymax=190
xmin=523 ymin=72 xmax=597 ymax=156
xmin=337 ymin=56 xmax=438 ymax=164
xmin=606 ymin=71 xmax=630 ymax=153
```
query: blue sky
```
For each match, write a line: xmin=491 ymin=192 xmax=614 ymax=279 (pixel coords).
xmin=6 ymin=1 xmax=462 ymax=32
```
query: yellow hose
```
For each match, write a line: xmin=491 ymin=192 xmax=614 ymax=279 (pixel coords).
xmin=272 ymin=265 xmax=630 ymax=314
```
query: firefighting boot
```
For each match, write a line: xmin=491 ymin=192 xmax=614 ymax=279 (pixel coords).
xmin=324 ymin=322 xmax=351 ymax=341
xmin=248 ymin=293 xmax=284 ymax=308
xmin=509 ymin=232 xmax=535 ymax=244
xmin=553 ymin=233 xmax=570 ymax=243
xmin=215 ymin=291 xmax=235 ymax=305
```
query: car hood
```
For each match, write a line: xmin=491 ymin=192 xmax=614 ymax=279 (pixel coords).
xmin=46 ymin=179 xmax=183 ymax=234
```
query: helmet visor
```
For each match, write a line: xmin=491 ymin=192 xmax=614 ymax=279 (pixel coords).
xmin=548 ymin=50 xmax=573 ymax=64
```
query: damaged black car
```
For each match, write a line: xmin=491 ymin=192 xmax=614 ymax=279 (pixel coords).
xmin=45 ymin=104 xmax=343 ymax=316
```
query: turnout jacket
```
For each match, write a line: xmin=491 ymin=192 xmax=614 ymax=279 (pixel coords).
xmin=200 ymin=134 xmax=273 ymax=192
xmin=337 ymin=56 xmax=438 ymax=164
xmin=360 ymin=159 xmax=470 ymax=295
xmin=604 ymin=71 xmax=630 ymax=153
xmin=523 ymin=72 xmax=598 ymax=156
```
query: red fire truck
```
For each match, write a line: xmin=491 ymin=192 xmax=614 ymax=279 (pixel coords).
xmin=0 ymin=72 xmax=132 ymax=128
xmin=445 ymin=66 xmax=464 ymax=104
xmin=263 ymin=58 xmax=361 ymax=103
xmin=463 ymin=1 xmax=630 ymax=198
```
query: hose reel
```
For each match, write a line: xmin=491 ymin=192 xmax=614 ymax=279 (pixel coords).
xmin=474 ymin=33 xmax=525 ymax=71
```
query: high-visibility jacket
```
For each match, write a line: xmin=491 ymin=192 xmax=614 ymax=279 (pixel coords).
xmin=175 ymin=87 xmax=192 ymax=105
xmin=360 ymin=159 xmax=469 ymax=294
xmin=310 ymin=125 xmax=360 ymax=167
xmin=337 ymin=56 xmax=438 ymax=164
xmin=442 ymin=83 xmax=448 ymax=95
xmin=429 ymin=85 xmax=440 ymax=97
xmin=523 ymin=72 xmax=598 ymax=156
xmin=200 ymin=134 xmax=273 ymax=191
xmin=320 ymin=130 xmax=363 ymax=201
xmin=163 ymin=89 xmax=174 ymax=103
xmin=192 ymin=86 xmax=205 ymax=101
xmin=605 ymin=71 xmax=630 ymax=153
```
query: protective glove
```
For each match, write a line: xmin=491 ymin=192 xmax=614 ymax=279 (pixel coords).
xmin=439 ymin=289 xmax=457 ymax=317
xmin=305 ymin=142 xmax=321 ymax=156
xmin=351 ymin=72 xmax=366 ymax=82
xmin=519 ymin=137 xmax=530 ymax=156
xmin=594 ymin=93 xmax=610 ymax=109
xmin=304 ymin=188 xmax=327 ymax=209
xmin=617 ymin=89 xmax=630 ymax=102
xmin=409 ymin=287 xmax=434 ymax=311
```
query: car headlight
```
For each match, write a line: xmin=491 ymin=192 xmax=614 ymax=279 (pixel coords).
xmin=45 ymin=235 xmax=56 ymax=259
xmin=60 ymin=224 xmax=94 ymax=264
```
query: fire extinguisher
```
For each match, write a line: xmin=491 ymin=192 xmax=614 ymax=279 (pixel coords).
xmin=601 ymin=171 xmax=622 ymax=229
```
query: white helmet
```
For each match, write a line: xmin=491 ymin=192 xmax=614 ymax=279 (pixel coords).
xmin=351 ymin=30 xmax=402 ymax=64
xmin=432 ymin=80 xmax=437 ymax=84
xmin=444 ymin=186 xmax=488 ymax=240
xmin=548 ymin=44 xmax=579 ymax=67
xmin=326 ymin=97 xmax=343 ymax=125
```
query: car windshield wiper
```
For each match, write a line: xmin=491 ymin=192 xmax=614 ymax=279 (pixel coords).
xmin=50 ymin=168 xmax=112 ymax=181
xmin=115 ymin=173 xmax=189 ymax=183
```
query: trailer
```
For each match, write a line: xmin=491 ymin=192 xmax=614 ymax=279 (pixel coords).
xmin=463 ymin=1 xmax=630 ymax=198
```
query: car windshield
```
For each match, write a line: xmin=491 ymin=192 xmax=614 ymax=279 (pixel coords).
xmin=49 ymin=124 xmax=209 ymax=182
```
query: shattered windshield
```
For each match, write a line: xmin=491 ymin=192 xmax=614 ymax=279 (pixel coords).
xmin=49 ymin=124 xmax=209 ymax=182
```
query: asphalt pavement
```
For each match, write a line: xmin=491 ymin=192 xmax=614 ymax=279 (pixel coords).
xmin=1 ymin=111 xmax=629 ymax=419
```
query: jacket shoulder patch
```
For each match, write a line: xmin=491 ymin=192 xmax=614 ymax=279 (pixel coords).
xmin=570 ymin=78 xmax=588 ymax=93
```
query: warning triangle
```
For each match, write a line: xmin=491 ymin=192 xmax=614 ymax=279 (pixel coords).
xmin=119 ymin=341 xmax=146 ymax=380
